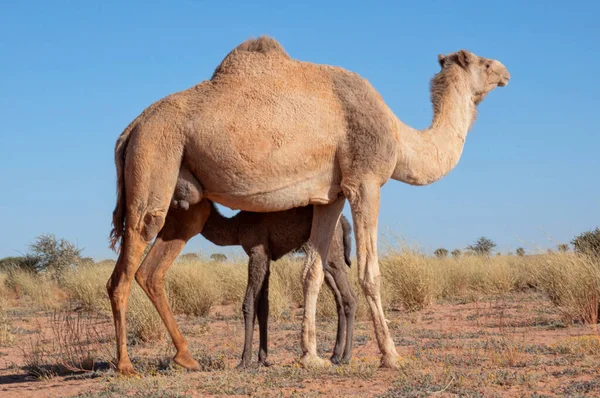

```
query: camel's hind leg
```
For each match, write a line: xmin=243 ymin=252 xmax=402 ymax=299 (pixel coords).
xmin=107 ymin=142 xmax=192 ymax=375
xmin=343 ymin=180 xmax=400 ymax=369
xmin=300 ymin=195 xmax=345 ymax=368
xmin=107 ymin=194 xmax=178 ymax=375
xmin=135 ymin=200 xmax=211 ymax=371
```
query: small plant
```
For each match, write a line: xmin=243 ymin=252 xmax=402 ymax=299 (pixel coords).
xmin=516 ymin=247 xmax=525 ymax=257
xmin=19 ymin=308 xmax=112 ymax=378
xmin=451 ymin=249 xmax=461 ymax=258
xmin=557 ymin=243 xmax=570 ymax=253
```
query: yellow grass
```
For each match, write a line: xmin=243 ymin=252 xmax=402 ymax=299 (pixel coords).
xmin=3 ymin=250 xmax=599 ymax=339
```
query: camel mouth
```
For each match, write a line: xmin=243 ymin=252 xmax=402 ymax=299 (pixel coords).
xmin=497 ymin=73 xmax=510 ymax=87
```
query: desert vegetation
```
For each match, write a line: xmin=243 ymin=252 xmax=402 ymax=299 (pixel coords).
xmin=1 ymin=231 xmax=600 ymax=396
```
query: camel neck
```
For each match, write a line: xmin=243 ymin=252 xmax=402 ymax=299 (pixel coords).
xmin=391 ymin=77 xmax=474 ymax=186
xmin=200 ymin=204 xmax=240 ymax=247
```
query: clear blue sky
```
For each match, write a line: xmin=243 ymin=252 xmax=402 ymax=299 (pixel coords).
xmin=1 ymin=1 xmax=598 ymax=260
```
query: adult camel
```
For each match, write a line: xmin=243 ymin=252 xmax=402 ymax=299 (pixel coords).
xmin=108 ymin=36 xmax=510 ymax=375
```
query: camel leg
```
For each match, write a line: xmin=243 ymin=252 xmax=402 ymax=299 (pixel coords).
xmin=237 ymin=246 xmax=270 ymax=369
xmin=256 ymin=261 xmax=271 ymax=366
xmin=324 ymin=270 xmax=346 ymax=364
xmin=107 ymin=190 xmax=178 ymax=374
xmin=135 ymin=200 xmax=211 ymax=371
xmin=299 ymin=195 xmax=345 ymax=368
xmin=107 ymin=231 xmax=149 ymax=376
xmin=344 ymin=180 xmax=400 ymax=369
xmin=330 ymin=264 xmax=358 ymax=364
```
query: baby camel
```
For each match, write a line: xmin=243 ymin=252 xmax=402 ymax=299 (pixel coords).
xmin=200 ymin=202 xmax=357 ymax=367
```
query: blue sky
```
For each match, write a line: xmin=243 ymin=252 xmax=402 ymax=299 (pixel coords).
xmin=1 ymin=1 xmax=598 ymax=260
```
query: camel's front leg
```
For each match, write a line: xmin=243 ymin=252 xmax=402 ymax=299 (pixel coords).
xmin=344 ymin=181 xmax=400 ymax=369
xmin=300 ymin=196 xmax=345 ymax=368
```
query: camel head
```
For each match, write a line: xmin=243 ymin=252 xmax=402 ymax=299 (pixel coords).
xmin=437 ymin=50 xmax=510 ymax=105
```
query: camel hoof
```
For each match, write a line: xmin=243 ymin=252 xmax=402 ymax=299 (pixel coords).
xmin=173 ymin=352 xmax=200 ymax=371
xmin=236 ymin=361 xmax=250 ymax=370
xmin=258 ymin=360 xmax=273 ymax=367
xmin=379 ymin=353 xmax=401 ymax=369
xmin=300 ymin=354 xmax=331 ymax=369
xmin=117 ymin=362 xmax=139 ymax=377
xmin=340 ymin=355 xmax=352 ymax=365
xmin=330 ymin=355 xmax=341 ymax=365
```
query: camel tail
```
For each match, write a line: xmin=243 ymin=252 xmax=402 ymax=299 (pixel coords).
xmin=108 ymin=124 xmax=135 ymax=253
xmin=340 ymin=215 xmax=353 ymax=268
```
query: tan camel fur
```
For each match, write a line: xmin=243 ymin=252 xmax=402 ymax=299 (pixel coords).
xmin=199 ymin=203 xmax=356 ymax=367
xmin=108 ymin=36 xmax=510 ymax=375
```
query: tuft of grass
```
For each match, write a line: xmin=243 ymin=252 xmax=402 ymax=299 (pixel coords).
xmin=5 ymin=268 xmax=65 ymax=310
xmin=550 ymin=335 xmax=600 ymax=356
xmin=536 ymin=253 xmax=600 ymax=324
xmin=127 ymin=284 xmax=165 ymax=343
xmin=381 ymin=250 xmax=436 ymax=312
xmin=62 ymin=263 xmax=112 ymax=312
xmin=166 ymin=261 xmax=220 ymax=317
xmin=0 ymin=308 xmax=14 ymax=347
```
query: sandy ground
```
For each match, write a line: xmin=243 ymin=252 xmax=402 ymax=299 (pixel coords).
xmin=1 ymin=291 xmax=600 ymax=397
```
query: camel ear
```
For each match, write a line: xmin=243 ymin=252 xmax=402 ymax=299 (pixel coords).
xmin=437 ymin=54 xmax=445 ymax=68
xmin=457 ymin=50 xmax=472 ymax=68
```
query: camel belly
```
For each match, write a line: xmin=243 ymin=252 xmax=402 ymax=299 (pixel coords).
xmin=204 ymin=173 xmax=342 ymax=212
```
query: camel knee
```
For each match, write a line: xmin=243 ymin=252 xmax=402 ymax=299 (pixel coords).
xmin=344 ymin=295 xmax=357 ymax=317
xmin=136 ymin=271 xmax=163 ymax=298
xmin=360 ymin=278 xmax=380 ymax=298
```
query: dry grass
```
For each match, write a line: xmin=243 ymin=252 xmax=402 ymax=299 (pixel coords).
xmin=535 ymin=253 xmax=600 ymax=324
xmin=5 ymin=268 xmax=65 ymax=310
xmin=4 ymin=249 xmax=599 ymax=342
xmin=166 ymin=261 xmax=220 ymax=317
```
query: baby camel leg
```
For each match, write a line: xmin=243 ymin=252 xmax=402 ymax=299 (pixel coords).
xmin=238 ymin=246 xmax=271 ymax=368
xmin=300 ymin=196 xmax=345 ymax=368
xmin=344 ymin=180 xmax=400 ymax=369
xmin=326 ymin=264 xmax=357 ymax=364
xmin=324 ymin=270 xmax=346 ymax=364
xmin=135 ymin=201 xmax=211 ymax=370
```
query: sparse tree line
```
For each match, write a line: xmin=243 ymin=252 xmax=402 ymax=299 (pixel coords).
xmin=433 ymin=227 xmax=600 ymax=259
xmin=1 ymin=227 xmax=599 ymax=273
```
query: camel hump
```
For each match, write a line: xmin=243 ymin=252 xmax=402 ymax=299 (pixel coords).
xmin=235 ymin=36 xmax=289 ymax=57
xmin=212 ymin=36 xmax=290 ymax=78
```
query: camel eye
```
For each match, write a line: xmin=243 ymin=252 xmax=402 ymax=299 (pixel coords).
xmin=486 ymin=63 xmax=490 ymax=70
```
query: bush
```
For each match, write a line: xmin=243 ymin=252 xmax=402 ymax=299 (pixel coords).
xmin=16 ymin=234 xmax=84 ymax=273
xmin=434 ymin=248 xmax=448 ymax=258
xmin=572 ymin=227 xmax=600 ymax=258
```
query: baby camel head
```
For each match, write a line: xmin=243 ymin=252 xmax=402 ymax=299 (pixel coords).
xmin=437 ymin=50 xmax=510 ymax=105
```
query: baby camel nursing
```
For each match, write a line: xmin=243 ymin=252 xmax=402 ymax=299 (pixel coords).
xmin=201 ymin=202 xmax=357 ymax=367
